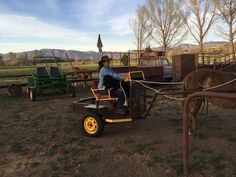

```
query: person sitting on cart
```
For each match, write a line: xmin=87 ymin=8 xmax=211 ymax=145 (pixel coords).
xmin=98 ymin=55 xmax=128 ymax=115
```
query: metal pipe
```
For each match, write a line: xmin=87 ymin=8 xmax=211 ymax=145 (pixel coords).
xmin=183 ymin=91 xmax=236 ymax=176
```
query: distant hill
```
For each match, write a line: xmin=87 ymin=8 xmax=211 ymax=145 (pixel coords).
xmin=173 ymin=43 xmax=198 ymax=50
xmin=173 ymin=41 xmax=228 ymax=50
xmin=0 ymin=41 xmax=231 ymax=60
xmin=39 ymin=49 xmax=100 ymax=60
xmin=204 ymin=41 xmax=228 ymax=47
xmin=1 ymin=49 xmax=127 ymax=60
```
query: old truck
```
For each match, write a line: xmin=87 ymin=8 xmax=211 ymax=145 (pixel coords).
xmin=111 ymin=50 xmax=172 ymax=81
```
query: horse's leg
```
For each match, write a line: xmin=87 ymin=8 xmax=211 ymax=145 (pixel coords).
xmin=82 ymin=74 xmax=87 ymax=88
xmin=84 ymin=74 xmax=90 ymax=88
xmin=79 ymin=74 xmax=85 ymax=88
xmin=83 ymin=81 xmax=86 ymax=88
xmin=189 ymin=98 xmax=202 ymax=131
xmin=191 ymin=114 xmax=197 ymax=131
xmin=200 ymin=97 xmax=209 ymax=114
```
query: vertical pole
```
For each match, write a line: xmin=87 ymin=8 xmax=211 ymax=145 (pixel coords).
xmin=129 ymin=78 xmax=133 ymax=119
xmin=128 ymin=51 xmax=131 ymax=72
xmin=225 ymin=54 xmax=227 ymax=68
xmin=234 ymin=52 xmax=236 ymax=62
xmin=213 ymin=59 xmax=216 ymax=70
xmin=111 ymin=52 xmax=113 ymax=67
xmin=183 ymin=101 xmax=189 ymax=177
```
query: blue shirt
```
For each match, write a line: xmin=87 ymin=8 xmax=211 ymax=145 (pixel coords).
xmin=98 ymin=66 xmax=123 ymax=90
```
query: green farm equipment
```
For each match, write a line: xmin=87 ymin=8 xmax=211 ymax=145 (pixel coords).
xmin=26 ymin=57 xmax=76 ymax=101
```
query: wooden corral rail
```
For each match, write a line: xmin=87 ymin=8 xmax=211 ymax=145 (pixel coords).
xmin=197 ymin=52 xmax=236 ymax=70
xmin=0 ymin=83 xmax=27 ymax=89
xmin=0 ymin=70 xmax=98 ymax=89
xmin=213 ymin=52 xmax=236 ymax=70
xmin=0 ymin=74 xmax=31 ymax=79
xmin=0 ymin=78 xmax=98 ymax=89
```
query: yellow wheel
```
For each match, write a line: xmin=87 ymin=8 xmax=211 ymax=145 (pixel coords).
xmin=82 ymin=113 xmax=104 ymax=137
xmin=84 ymin=117 xmax=98 ymax=134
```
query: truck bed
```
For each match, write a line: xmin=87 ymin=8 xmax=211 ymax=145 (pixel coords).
xmin=111 ymin=66 xmax=164 ymax=80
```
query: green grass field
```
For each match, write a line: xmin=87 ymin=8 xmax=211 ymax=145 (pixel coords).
xmin=0 ymin=60 xmax=137 ymax=85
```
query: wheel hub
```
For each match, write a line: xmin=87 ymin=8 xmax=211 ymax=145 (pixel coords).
xmin=84 ymin=117 xmax=98 ymax=134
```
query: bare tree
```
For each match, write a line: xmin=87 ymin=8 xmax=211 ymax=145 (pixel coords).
xmin=16 ymin=52 xmax=28 ymax=65
xmin=32 ymin=50 xmax=41 ymax=65
xmin=213 ymin=0 xmax=236 ymax=52
xmin=7 ymin=52 xmax=16 ymax=60
xmin=145 ymin=0 xmax=188 ymax=53
xmin=130 ymin=4 xmax=152 ymax=63
xmin=183 ymin=0 xmax=217 ymax=59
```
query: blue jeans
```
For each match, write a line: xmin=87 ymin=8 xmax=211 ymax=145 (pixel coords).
xmin=110 ymin=89 xmax=125 ymax=109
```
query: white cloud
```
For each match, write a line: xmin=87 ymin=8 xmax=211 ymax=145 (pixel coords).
xmin=84 ymin=0 xmax=117 ymax=18
xmin=70 ymin=0 xmax=134 ymax=31
xmin=0 ymin=12 xmax=100 ymax=53
xmin=0 ymin=12 xmax=134 ymax=53
xmin=105 ymin=14 xmax=133 ymax=35
xmin=0 ymin=13 xmax=94 ymax=41
xmin=0 ymin=1 xmax=138 ymax=53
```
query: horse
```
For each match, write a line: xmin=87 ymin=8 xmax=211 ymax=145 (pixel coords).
xmin=182 ymin=69 xmax=236 ymax=130
xmin=73 ymin=67 xmax=92 ymax=87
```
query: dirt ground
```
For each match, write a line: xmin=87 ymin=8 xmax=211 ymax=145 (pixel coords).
xmin=0 ymin=88 xmax=235 ymax=177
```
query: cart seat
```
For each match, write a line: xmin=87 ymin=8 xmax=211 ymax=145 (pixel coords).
xmin=50 ymin=67 xmax=62 ymax=77
xmin=91 ymin=80 xmax=116 ymax=101
xmin=36 ymin=67 xmax=50 ymax=78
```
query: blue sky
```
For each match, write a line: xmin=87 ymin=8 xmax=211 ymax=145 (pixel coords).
xmin=0 ymin=0 xmax=225 ymax=53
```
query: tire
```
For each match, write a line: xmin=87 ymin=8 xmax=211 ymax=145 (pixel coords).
xmin=81 ymin=113 xmax=104 ymax=137
xmin=29 ymin=88 xmax=36 ymax=101
xmin=26 ymin=88 xmax=30 ymax=98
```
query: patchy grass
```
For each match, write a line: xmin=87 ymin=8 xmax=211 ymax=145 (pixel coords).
xmin=0 ymin=94 xmax=235 ymax=177
xmin=188 ymin=148 xmax=233 ymax=177
xmin=192 ymin=130 xmax=208 ymax=140
xmin=132 ymin=143 xmax=147 ymax=154
xmin=123 ymin=138 xmax=134 ymax=145
xmin=150 ymin=138 xmax=162 ymax=145
xmin=87 ymin=154 xmax=99 ymax=164
xmin=11 ymin=142 xmax=27 ymax=154
xmin=146 ymin=155 xmax=162 ymax=167
xmin=165 ymin=151 xmax=183 ymax=175
xmin=167 ymin=118 xmax=182 ymax=127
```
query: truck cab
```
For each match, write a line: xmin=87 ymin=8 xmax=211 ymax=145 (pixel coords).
xmin=138 ymin=51 xmax=173 ymax=80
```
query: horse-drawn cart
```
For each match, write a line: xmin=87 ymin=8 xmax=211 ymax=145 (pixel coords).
xmin=72 ymin=71 xmax=149 ymax=137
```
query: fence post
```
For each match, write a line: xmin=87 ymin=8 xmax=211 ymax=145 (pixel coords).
xmin=234 ymin=52 xmax=236 ymax=62
xmin=213 ymin=59 xmax=216 ymax=70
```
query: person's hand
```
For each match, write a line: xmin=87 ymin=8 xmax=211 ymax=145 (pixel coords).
xmin=123 ymin=75 xmax=130 ymax=82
